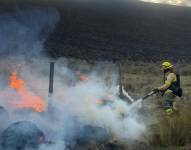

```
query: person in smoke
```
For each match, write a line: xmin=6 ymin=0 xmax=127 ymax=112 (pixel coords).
xmin=153 ymin=61 xmax=182 ymax=114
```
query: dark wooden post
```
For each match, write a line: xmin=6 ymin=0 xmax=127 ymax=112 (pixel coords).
xmin=118 ymin=62 xmax=123 ymax=98
xmin=48 ymin=62 xmax=54 ymax=112
xmin=49 ymin=62 xmax=54 ymax=94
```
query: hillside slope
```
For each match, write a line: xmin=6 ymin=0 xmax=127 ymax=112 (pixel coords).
xmin=46 ymin=1 xmax=191 ymax=62
xmin=0 ymin=1 xmax=191 ymax=62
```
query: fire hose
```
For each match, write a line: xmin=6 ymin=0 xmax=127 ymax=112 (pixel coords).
xmin=98 ymin=90 xmax=156 ymax=107
xmin=141 ymin=91 xmax=156 ymax=100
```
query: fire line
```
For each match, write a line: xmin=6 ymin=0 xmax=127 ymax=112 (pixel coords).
xmin=9 ymin=71 xmax=45 ymax=112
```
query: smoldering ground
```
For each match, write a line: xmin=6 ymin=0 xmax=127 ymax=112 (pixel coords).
xmin=0 ymin=58 xmax=147 ymax=150
xmin=0 ymin=5 xmax=146 ymax=150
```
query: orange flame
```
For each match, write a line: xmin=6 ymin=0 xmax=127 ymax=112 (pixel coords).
xmin=79 ymin=75 xmax=89 ymax=82
xmin=9 ymin=71 xmax=45 ymax=112
xmin=76 ymin=71 xmax=89 ymax=82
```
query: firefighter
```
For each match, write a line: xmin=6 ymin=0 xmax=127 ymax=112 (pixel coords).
xmin=153 ymin=61 xmax=182 ymax=114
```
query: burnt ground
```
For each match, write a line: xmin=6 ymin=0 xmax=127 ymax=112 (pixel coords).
xmin=0 ymin=1 xmax=191 ymax=62
xmin=45 ymin=0 xmax=191 ymax=62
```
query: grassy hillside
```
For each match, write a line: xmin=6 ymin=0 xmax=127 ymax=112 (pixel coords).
xmin=122 ymin=61 xmax=191 ymax=99
xmin=58 ymin=59 xmax=191 ymax=149
xmin=0 ymin=2 xmax=191 ymax=149
xmin=45 ymin=1 xmax=191 ymax=62
xmin=1 ymin=1 xmax=191 ymax=62
xmin=122 ymin=61 xmax=191 ymax=149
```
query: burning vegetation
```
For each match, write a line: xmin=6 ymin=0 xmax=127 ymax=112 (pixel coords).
xmin=0 ymin=3 xmax=191 ymax=150
xmin=9 ymin=71 xmax=45 ymax=112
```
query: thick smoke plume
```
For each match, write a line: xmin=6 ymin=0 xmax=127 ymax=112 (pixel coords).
xmin=0 ymin=5 xmax=146 ymax=150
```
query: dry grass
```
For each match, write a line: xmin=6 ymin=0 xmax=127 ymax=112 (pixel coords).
xmin=122 ymin=61 xmax=191 ymax=148
xmin=65 ymin=59 xmax=191 ymax=149
xmin=122 ymin=60 xmax=191 ymax=99
xmin=157 ymin=107 xmax=190 ymax=146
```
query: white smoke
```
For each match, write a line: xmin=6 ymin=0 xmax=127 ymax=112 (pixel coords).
xmin=0 ymin=6 xmax=59 ymax=56
xmin=0 ymin=4 xmax=146 ymax=150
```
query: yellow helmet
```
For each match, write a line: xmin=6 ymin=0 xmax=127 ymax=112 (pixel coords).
xmin=161 ymin=61 xmax=173 ymax=70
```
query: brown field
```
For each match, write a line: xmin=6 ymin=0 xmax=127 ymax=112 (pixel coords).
xmin=66 ymin=59 xmax=191 ymax=149
xmin=122 ymin=61 xmax=191 ymax=99
xmin=122 ymin=61 xmax=191 ymax=149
